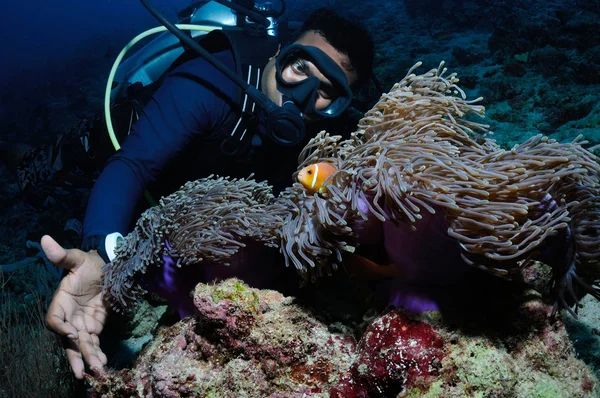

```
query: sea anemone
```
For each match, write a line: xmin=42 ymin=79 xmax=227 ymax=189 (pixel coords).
xmin=103 ymin=176 xmax=290 ymax=310
xmin=279 ymin=62 xmax=600 ymax=316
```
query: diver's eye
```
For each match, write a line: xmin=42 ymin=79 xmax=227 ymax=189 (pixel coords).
xmin=291 ymin=59 xmax=309 ymax=76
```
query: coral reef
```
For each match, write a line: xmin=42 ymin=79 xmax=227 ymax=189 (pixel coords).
xmin=87 ymin=278 xmax=598 ymax=397
xmin=296 ymin=0 xmax=600 ymax=148
xmin=88 ymin=278 xmax=357 ymax=397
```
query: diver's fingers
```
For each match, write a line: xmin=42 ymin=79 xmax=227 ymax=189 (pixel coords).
xmin=41 ymin=235 xmax=85 ymax=271
xmin=90 ymin=334 xmax=108 ymax=366
xmin=45 ymin=299 xmax=78 ymax=338
xmin=64 ymin=340 xmax=85 ymax=380
xmin=78 ymin=331 xmax=106 ymax=372
xmin=98 ymin=350 xmax=108 ymax=366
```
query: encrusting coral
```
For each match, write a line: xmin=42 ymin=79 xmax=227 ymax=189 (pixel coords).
xmin=88 ymin=278 xmax=598 ymax=397
xmin=103 ymin=62 xmax=600 ymax=317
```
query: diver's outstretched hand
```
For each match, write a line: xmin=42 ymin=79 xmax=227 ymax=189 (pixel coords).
xmin=42 ymin=235 xmax=108 ymax=379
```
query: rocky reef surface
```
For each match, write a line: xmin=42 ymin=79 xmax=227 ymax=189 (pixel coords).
xmin=87 ymin=278 xmax=598 ymax=397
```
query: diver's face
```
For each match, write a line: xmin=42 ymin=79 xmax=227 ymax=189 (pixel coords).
xmin=261 ymin=31 xmax=357 ymax=122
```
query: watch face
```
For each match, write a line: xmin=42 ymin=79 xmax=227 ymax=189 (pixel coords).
xmin=105 ymin=232 xmax=125 ymax=262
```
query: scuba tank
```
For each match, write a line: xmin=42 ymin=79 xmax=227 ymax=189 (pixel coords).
xmin=109 ymin=1 xmax=238 ymax=103
xmin=110 ymin=0 xmax=290 ymax=103
xmin=105 ymin=0 xmax=297 ymax=152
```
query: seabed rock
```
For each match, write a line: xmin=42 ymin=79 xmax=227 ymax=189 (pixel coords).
xmin=87 ymin=278 xmax=598 ymax=397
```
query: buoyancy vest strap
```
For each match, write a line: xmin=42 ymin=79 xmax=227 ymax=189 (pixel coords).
xmin=211 ymin=27 xmax=278 ymax=157
xmin=220 ymin=63 xmax=262 ymax=156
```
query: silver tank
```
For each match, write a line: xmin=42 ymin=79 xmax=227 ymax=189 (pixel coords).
xmin=111 ymin=1 xmax=239 ymax=102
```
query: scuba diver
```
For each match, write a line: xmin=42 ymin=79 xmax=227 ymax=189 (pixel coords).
xmin=38 ymin=0 xmax=374 ymax=379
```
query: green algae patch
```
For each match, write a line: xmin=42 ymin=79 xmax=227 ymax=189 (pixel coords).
xmin=209 ymin=279 xmax=260 ymax=312
xmin=440 ymin=338 xmax=514 ymax=396
xmin=235 ymin=280 xmax=246 ymax=292
xmin=431 ymin=315 xmax=600 ymax=398
xmin=404 ymin=379 xmax=444 ymax=398
xmin=515 ymin=374 xmax=565 ymax=398
xmin=452 ymin=339 xmax=514 ymax=393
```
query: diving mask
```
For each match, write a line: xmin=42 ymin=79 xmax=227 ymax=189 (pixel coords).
xmin=275 ymin=44 xmax=353 ymax=119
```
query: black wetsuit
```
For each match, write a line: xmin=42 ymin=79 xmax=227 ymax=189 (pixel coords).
xmin=83 ymin=49 xmax=304 ymax=242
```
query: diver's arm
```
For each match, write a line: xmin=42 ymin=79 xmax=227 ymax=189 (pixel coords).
xmin=83 ymin=52 xmax=236 ymax=245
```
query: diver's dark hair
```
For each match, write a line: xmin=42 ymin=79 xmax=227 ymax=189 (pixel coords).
xmin=298 ymin=8 xmax=375 ymax=87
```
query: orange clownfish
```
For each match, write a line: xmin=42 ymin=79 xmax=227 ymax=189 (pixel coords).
xmin=297 ymin=162 xmax=337 ymax=194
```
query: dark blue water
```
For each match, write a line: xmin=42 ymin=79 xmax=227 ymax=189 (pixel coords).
xmin=0 ymin=0 xmax=190 ymax=142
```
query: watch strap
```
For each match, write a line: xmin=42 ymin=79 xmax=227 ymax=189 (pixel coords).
xmin=81 ymin=234 xmax=110 ymax=263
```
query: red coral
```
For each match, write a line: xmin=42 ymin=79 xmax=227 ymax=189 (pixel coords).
xmin=331 ymin=310 xmax=445 ymax=397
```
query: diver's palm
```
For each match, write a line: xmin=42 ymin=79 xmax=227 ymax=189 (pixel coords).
xmin=56 ymin=269 xmax=106 ymax=336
